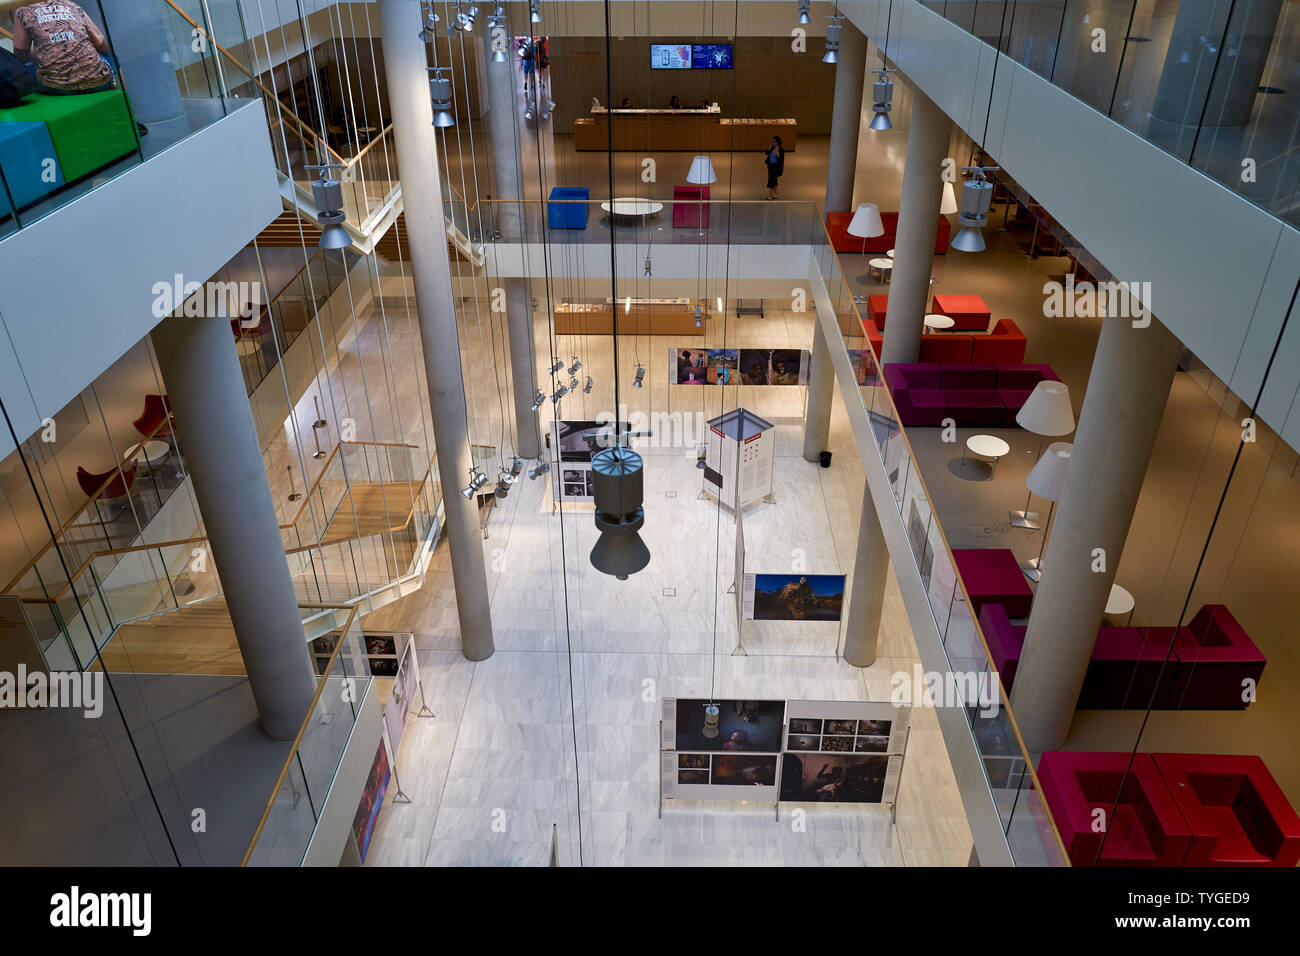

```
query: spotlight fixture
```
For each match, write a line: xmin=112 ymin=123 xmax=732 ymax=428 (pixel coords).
xmin=461 ymin=466 xmax=487 ymax=500
xmin=428 ymin=68 xmax=455 ymax=127
xmin=529 ymin=0 xmax=541 ymax=24
xmin=417 ymin=4 xmax=439 ymax=41
xmin=508 ymin=457 xmax=523 ymax=480
xmin=551 ymin=385 xmax=567 ymax=404
xmin=869 ymin=70 xmax=894 ymax=131
xmin=494 ymin=467 xmax=514 ymax=498
xmin=633 ymin=365 xmax=645 ymax=388
xmin=694 ymin=305 xmax=703 ymax=328
xmin=568 ymin=377 xmax=578 ymax=392
xmin=568 ymin=356 xmax=582 ymax=374
xmin=823 ymin=15 xmax=843 ymax=64
xmin=549 ymin=358 xmax=564 ymax=374
xmin=529 ymin=389 xmax=545 ymax=412
xmin=305 ymin=163 xmax=352 ymax=249
xmin=584 ymin=376 xmax=594 ymax=394
xmin=702 ymin=703 xmax=721 ymax=738
xmin=488 ymin=9 xmax=509 ymax=61
xmin=451 ymin=3 xmax=478 ymax=32
xmin=644 ymin=256 xmax=652 ymax=277
xmin=797 ymin=0 xmax=811 ymax=25
xmin=589 ymin=446 xmax=650 ymax=581
xmin=696 ymin=443 xmax=707 ymax=470
xmin=528 ymin=461 xmax=550 ymax=480
xmin=951 ymin=165 xmax=999 ymax=253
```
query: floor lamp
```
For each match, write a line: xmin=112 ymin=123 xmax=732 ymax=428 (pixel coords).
xmin=686 ymin=155 xmax=717 ymax=238
xmin=1022 ymin=441 xmax=1072 ymax=581
xmin=1010 ymin=380 xmax=1074 ymax=529
xmin=848 ymin=202 xmax=885 ymax=284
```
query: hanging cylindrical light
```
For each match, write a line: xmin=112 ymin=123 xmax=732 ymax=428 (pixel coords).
xmin=590 ymin=447 xmax=650 ymax=580
xmin=488 ymin=9 xmax=509 ymax=61
xmin=823 ymin=16 xmax=843 ymax=64
xmin=702 ymin=703 xmax=721 ymax=738
xmin=428 ymin=68 xmax=455 ymax=127
xmin=632 ymin=365 xmax=646 ymax=388
xmin=797 ymin=0 xmax=811 ymax=25
xmin=951 ymin=166 xmax=999 ymax=253
xmin=869 ymin=70 xmax=894 ymax=131
xmin=306 ymin=163 xmax=352 ymax=249
xmin=529 ymin=0 xmax=542 ymax=24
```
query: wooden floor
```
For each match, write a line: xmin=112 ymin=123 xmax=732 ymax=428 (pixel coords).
xmin=319 ymin=480 xmax=426 ymax=546
xmin=91 ymin=599 xmax=246 ymax=676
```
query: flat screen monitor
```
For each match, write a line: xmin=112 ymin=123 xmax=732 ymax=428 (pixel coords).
xmin=692 ymin=43 xmax=733 ymax=69
xmin=650 ymin=44 xmax=692 ymax=69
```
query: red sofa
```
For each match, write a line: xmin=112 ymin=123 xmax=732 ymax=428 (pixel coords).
xmin=673 ymin=185 xmax=710 ymax=228
xmin=977 ymin=603 xmax=1264 ymax=710
xmin=862 ymin=317 xmax=1027 ymax=365
xmin=882 ymin=362 xmax=1060 ymax=427
xmin=1153 ymin=753 xmax=1300 ymax=866
xmin=826 ymin=211 xmax=950 ymax=254
xmin=1039 ymin=751 xmax=1192 ymax=867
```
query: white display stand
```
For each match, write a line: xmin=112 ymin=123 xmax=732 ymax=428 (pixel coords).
xmin=701 ymin=408 xmax=774 ymax=510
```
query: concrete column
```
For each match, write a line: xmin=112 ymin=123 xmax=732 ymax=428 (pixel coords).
xmin=824 ymin=21 xmax=868 ymax=215
xmin=486 ymin=26 xmax=539 ymax=459
xmin=103 ymin=0 xmax=187 ymax=139
xmin=150 ymin=315 xmax=315 ymax=740
xmin=1153 ymin=0 xmax=1283 ymax=127
xmin=844 ymin=481 xmax=890 ymax=667
xmin=879 ymin=89 xmax=951 ymax=367
xmin=1010 ymin=314 xmax=1183 ymax=752
xmin=381 ymin=0 xmax=494 ymax=661
xmin=801 ymin=319 xmax=834 ymax=463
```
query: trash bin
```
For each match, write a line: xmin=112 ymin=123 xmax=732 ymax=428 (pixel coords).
xmin=819 ymin=451 xmax=832 ymax=468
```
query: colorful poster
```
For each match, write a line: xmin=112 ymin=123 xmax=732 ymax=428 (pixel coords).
xmin=669 ymin=698 xmax=785 ymax=753
xmin=750 ymin=573 xmax=846 ymax=621
xmin=779 ymin=752 xmax=895 ymax=804
xmin=352 ymin=741 xmax=390 ymax=862
xmin=738 ymin=348 xmax=807 ymax=385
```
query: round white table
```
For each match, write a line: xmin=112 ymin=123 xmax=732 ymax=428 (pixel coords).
xmin=963 ymin=434 xmax=1011 ymax=475
xmin=924 ymin=313 xmax=956 ymax=331
xmin=126 ymin=439 xmax=170 ymax=468
xmin=868 ymin=257 xmax=893 ymax=282
xmin=601 ymin=198 xmax=664 ymax=220
xmin=886 ymin=248 xmax=895 ymax=258
xmin=1106 ymin=584 xmax=1136 ymax=623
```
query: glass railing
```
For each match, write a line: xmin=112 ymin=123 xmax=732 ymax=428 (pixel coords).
xmin=919 ymin=0 xmax=1300 ymax=227
xmin=809 ymin=213 xmax=1070 ymax=865
xmin=242 ymin=604 xmax=371 ymax=866
xmin=0 ymin=0 xmax=253 ymax=236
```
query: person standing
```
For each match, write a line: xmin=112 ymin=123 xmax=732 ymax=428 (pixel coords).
xmin=764 ymin=136 xmax=785 ymax=200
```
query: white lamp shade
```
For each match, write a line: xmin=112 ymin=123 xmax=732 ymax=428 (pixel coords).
xmin=686 ymin=155 xmax=717 ymax=184
xmin=847 ymin=202 xmax=885 ymax=238
xmin=1015 ymin=381 xmax=1075 ymax=436
xmin=1025 ymin=442 xmax=1072 ymax=502
xmin=940 ymin=181 xmax=959 ymax=215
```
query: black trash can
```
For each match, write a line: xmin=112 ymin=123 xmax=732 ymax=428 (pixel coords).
xmin=819 ymin=451 xmax=832 ymax=468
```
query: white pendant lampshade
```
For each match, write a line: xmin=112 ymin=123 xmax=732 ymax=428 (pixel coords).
xmin=847 ymin=201 xmax=885 ymax=238
xmin=1015 ymin=381 xmax=1075 ymax=436
xmin=940 ymin=181 xmax=959 ymax=215
xmin=686 ymin=155 xmax=718 ymax=185
xmin=1025 ymin=442 xmax=1072 ymax=502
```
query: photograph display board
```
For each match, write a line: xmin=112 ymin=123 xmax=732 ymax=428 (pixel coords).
xmin=382 ymin=638 xmax=419 ymax=753
xmin=704 ymin=408 xmax=774 ymax=510
xmin=661 ymin=698 xmax=785 ymax=801
xmin=551 ymin=420 xmax=611 ymax=502
xmin=779 ymin=752 xmax=901 ymax=804
xmin=668 ymin=347 xmax=808 ymax=386
xmin=744 ymin=573 xmax=846 ymax=621
xmin=351 ymin=740 xmax=390 ymax=863
xmin=780 ymin=700 xmax=909 ymax=805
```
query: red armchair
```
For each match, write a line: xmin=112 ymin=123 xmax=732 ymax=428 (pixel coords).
xmin=76 ymin=462 xmax=138 ymax=521
xmin=1153 ymin=754 xmax=1300 ymax=866
xmin=825 ymin=211 xmax=950 ymax=254
xmin=860 ymin=311 xmax=1026 ymax=364
xmin=672 ymin=185 xmax=710 ymax=228
xmin=971 ymin=319 xmax=1028 ymax=363
xmin=1039 ymin=751 xmax=1192 ymax=867
xmin=1165 ymin=606 xmax=1267 ymax=709
xmin=133 ymin=394 xmax=175 ymax=440
xmin=866 ymin=294 xmax=889 ymax=328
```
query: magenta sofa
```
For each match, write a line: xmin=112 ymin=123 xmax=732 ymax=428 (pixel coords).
xmin=882 ymin=363 xmax=1060 ymax=427
xmin=1039 ymin=751 xmax=1192 ymax=867
xmin=953 ymin=548 xmax=1033 ymax=618
xmin=978 ymin=603 xmax=1264 ymax=710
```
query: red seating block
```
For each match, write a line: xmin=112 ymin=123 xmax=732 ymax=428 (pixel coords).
xmin=673 ymin=185 xmax=710 ymax=228
xmin=953 ymin=548 xmax=1033 ymax=618
xmin=866 ymin=294 xmax=889 ymax=328
xmin=825 ymin=211 xmax=950 ymax=254
xmin=933 ymin=293 xmax=992 ymax=331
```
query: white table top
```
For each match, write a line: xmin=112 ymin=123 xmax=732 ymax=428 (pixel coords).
xmin=924 ymin=314 xmax=956 ymax=330
xmin=965 ymin=434 xmax=1010 ymax=458
xmin=868 ymin=257 xmax=893 ymax=269
xmin=126 ymin=439 xmax=170 ymax=464
xmin=602 ymin=198 xmax=664 ymax=216
xmin=1106 ymin=584 xmax=1135 ymax=616
xmin=886 ymin=248 xmax=895 ymax=258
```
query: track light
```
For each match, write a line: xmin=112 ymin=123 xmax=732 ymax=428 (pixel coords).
xmin=568 ymin=356 xmax=582 ymax=374
xmin=451 ymin=3 xmax=478 ymax=32
xmin=418 ymin=4 xmax=439 ymax=42
xmin=951 ymin=165 xmax=999 ymax=253
xmin=696 ymin=443 xmax=707 ymax=470
xmin=694 ymin=305 xmax=703 ymax=328
xmin=461 ymin=466 xmax=487 ymax=499
xmin=530 ymin=389 xmax=545 ymax=412
xmin=633 ymin=365 xmax=645 ymax=388
xmin=823 ymin=16 xmax=843 ymax=64
xmin=488 ymin=10 xmax=509 ymax=61
xmin=869 ymin=70 xmax=894 ymax=131
xmin=584 ymin=376 xmax=593 ymax=394
xmin=494 ymin=466 xmax=514 ymax=498
xmin=797 ymin=0 xmax=811 ymax=25
xmin=590 ymin=447 xmax=650 ymax=581
xmin=428 ymin=68 xmax=455 ymax=127
xmin=306 ymin=164 xmax=352 ymax=249
xmin=529 ymin=0 xmax=541 ymax=24
xmin=644 ymin=256 xmax=653 ymax=277
xmin=568 ymin=377 xmax=578 ymax=392
xmin=528 ymin=461 xmax=550 ymax=480
xmin=551 ymin=385 xmax=567 ymax=404
xmin=549 ymin=358 xmax=564 ymax=374
xmin=509 ymin=457 xmax=523 ymax=479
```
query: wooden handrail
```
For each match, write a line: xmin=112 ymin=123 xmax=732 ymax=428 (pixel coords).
xmin=240 ymin=603 xmax=359 ymax=866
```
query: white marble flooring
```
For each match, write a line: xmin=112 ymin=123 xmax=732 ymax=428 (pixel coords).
xmin=363 ymin=307 xmax=973 ymax=866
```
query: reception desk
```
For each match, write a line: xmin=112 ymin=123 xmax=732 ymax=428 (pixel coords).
xmin=574 ymin=108 xmax=797 ymax=152
xmin=555 ymin=298 xmax=702 ymax=335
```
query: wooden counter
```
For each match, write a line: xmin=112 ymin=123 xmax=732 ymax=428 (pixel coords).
xmin=555 ymin=301 xmax=702 ymax=336
xmin=574 ymin=111 xmax=797 ymax=152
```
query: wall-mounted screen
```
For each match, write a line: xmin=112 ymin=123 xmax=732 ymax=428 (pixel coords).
xmin=692 ymin=43 xmax=734 ymax=69
xmin=650 ymin=44 xmax=692 ymax=69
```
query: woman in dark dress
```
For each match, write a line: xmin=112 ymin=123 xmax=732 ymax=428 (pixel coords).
xmin=764 ymin=136 xmax=785 ymax=200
